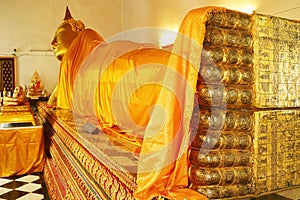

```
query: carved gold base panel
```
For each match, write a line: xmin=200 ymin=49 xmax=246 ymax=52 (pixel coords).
xmin=36 ymin=102 xmax=137 ymax=200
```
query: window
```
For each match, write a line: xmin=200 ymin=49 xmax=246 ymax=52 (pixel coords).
xmin=0 ymin=56 xmax=16 ymax=94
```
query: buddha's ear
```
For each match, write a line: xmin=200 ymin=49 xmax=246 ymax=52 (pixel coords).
xmin=64 ymin=6 xmax=73 ymax=20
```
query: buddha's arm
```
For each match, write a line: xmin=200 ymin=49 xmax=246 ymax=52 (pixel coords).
xmin=47 ymin=84 xmax=58 ymax=106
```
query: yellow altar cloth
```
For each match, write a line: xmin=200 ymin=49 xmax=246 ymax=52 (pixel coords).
xmin=0 ymin=112 xmax=36 ymax=126
xmin=0 ymin=104 xmax=35 ymax=125
xmin=0 ymin=126 xmax=45 ymax=177
xmin=0 ymin=105 xmax=45 ymax=177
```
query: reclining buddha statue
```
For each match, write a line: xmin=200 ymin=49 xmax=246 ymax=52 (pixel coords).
xmin=48 ymin=6 xmax=206 ymax=200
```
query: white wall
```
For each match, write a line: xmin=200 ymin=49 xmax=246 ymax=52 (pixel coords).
xmin=0 ymin=0 xmax=123 ymax=94
xmin=17 ymin=55 xmax=60 ymax=95
xmin=0 ymin=0 xmax=298 ymax=94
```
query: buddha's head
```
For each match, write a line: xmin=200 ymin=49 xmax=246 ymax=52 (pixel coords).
xmin=51 ymin=7 xmax=85 ymax=61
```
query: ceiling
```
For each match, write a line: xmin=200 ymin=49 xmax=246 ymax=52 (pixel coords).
xmin=174 ymin=0 xmax=300 ymax=20
xmin=254 ymin=0 xmax=300 ymax=20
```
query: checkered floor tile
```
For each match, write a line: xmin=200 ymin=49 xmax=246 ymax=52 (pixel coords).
xmin=0 ymin=173 xmax=49 ymax=200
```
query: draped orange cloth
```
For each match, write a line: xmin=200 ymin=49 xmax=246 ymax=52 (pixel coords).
xmin=0 ymin=126 xmax=44 ymax=177
xmin=57 ymin=29 xmax=104 ymax=110
xmin=55 ymin=6 xmax=226 ymax=200
xmin=133 ymin=7 xmax=225 ymax=200
xmin=72 ymin=40 xmax=163 ymax=131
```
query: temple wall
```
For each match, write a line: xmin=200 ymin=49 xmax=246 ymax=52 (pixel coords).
xmin=0 ymin=0 xmax=298 ymax=95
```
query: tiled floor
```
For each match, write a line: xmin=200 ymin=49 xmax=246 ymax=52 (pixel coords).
xmin=0 ymin=173 xmax=49 ymax=200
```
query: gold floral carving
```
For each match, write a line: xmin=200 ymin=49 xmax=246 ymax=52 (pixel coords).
xmin=38 ymin=103 xmax=135 ymax=200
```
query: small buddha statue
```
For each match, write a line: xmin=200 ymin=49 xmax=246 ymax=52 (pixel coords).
xmin=2 ymin=88 xmax=7 ymax=97
xmin=3 ymin=86 xmax=25 ymax=106
xmin=27 ymin=70 xmax=44 ymax=99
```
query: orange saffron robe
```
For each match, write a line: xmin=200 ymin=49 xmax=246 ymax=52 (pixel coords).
xmin=56 ymin=29 xmax=104 ymax=110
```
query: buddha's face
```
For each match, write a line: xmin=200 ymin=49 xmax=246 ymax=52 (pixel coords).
xmin=51 ymin=23 xmax=79 ymax=61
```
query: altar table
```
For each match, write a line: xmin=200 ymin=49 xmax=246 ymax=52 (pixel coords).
xmin=0 ymin=104 xmax=45 ymax=177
